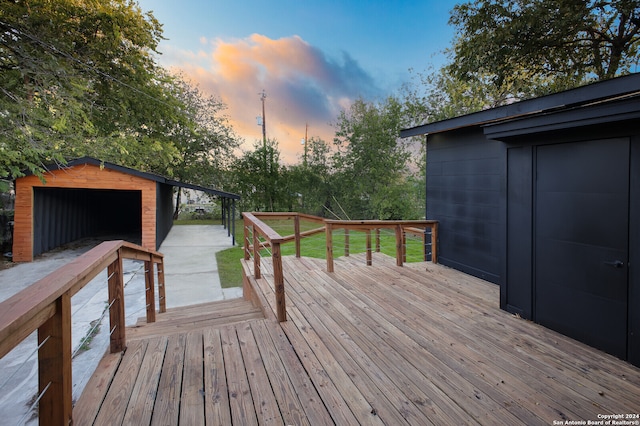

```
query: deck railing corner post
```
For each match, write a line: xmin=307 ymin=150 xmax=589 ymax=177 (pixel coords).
xmin=272 ymin=242 xmax=287 ymax=322
xmin=326 ymin=222 xmax=334 ymax=273
xmin=294 ymin=214 xmax=301 ymax=258
xmin=156 ymin=257 xmax=167 ymax=313
xmin=253 ymin=224 xmax=261 ymax=279
xmin=144 ymin=258 xmax=156 ymax=324
xmin=243 ymin=216 xmax=250 ymax=261
xmin=395 ymin=224 xmax=403 ymax=267
xmin=38 ymin=293 xmax=73 ymax=426
xmin=107 ymin=249 xmax=126 ymax=353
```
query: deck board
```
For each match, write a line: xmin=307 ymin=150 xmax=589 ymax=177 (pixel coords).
xmin=203 ymin=327 xmax=232 ymax=426
xmin=74 ymin=254 xmax=640 ymax=425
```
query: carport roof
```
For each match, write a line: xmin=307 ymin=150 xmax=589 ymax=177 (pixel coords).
xmin=400 ymin=72 xmax=640 ymax=138
xmin=39 ymin=156 xmax=241 ymax=200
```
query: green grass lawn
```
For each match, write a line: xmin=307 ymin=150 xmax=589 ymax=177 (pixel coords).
xmin=215 ymin=218 xmax=430 ymax=288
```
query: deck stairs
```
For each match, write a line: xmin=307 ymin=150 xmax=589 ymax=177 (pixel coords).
xmin=127 ymin=297 xmax=264 ymax=341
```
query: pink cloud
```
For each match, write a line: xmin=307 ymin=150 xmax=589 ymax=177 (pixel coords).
xmin=160 ymin=34 xmax=381 ymax=163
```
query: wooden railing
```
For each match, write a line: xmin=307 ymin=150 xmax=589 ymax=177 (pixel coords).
xmin=324 ymin=219 xmax=438 ymax=272
xmin=243 ymin=212 xmax=438 ymax=323
xmin=0 ymin=240 xmax=165 ymax=426
xmin=243 ymin=212 xmax=325 ymax=322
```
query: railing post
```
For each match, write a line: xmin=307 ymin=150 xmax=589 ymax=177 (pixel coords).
xmin=402 ymin=228 xmax=407 ymax=263
xmin=431 ymin=222 xmax=439 ymax=264
xmin=144 ymin=259 xmax=156 ymax=323
xmin=272 ymin=242 xmax=287 ymax=322
xmin=253 ymin=225 xmax=261 ymax=279
xmin=375 ymin=229 xmax=381 ymax=252
xmin=395 ymin=225 xmax=403 ymax=267
xmin=243 ymin=217 xmax=250 ymax=261
xmin=344 ymin=229 xmax=350 ymax=257
xmin=422 ymin=228 xmax=428 ymax=262
xmin=38 ymin=293 xmax=72 ymax=426
xmin=366 ymin=229 xmax=372 ymax=266
xmin=326 ymin=222 xmax=334 ymax=272
xmin=294 ymin=215 xmax=301 ymax=258
xmin=108 ymin=250 xmax=126 ymax=353
xmin=156 ymin=257 xmax=166 ymax=313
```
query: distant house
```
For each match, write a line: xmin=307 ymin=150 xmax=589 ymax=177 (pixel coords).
xmin=401 ymin=73 xmax=640 ymax=366
xmin=12 ymin=157 xmax=239 ymax=262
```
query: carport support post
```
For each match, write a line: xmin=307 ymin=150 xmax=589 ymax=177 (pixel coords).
xmin=221 ymin=197 xmax=226 ymax=228
xmin=232 ymin=200 xmax=236 ymax=246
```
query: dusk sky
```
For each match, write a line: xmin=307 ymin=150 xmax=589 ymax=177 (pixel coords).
xmin=135 ymin=0 xmax=460 ymax=162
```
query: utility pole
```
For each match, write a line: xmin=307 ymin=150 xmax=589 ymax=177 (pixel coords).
xmin=259 ymin=90 xmax=267 ymax=149
xmin=303 ymin=123 xmax=308 ymax=166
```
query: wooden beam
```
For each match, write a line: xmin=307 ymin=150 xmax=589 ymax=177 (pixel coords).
xmin=395 ymin=225 xmax=403 ymax=267
xmin=38 ymin=293 xmax=72 ymax=426
xmin=108 ymin=252 xmax=126 ymax=353
xmin=144 ymin=260 xmax=156 ymax=323
xmin=294 ymin=215 xmax=301 ymax=258
xmin=156 ymin=258 xmax=167 ymax=313
xmin=326 ymin=223 xmax=334 ymax=273
xmin=273 ymin=243 xmax=287 ymax=322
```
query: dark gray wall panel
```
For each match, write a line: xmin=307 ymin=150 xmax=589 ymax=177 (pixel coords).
xmin=505 ymin=146 xmax=533 ymax=318
xmin=629 ymin=136 xmax=640 ymax=365
xmin=33 ymin=188 xmax=142 ymax=257
xmin=156 ymin=183 xmax=174 ymax=249
xmin=426 ymin=128 xmax=503 ymax=283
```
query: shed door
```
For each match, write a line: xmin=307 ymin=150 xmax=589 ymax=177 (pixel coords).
xmin=535 ymin=138 xmax=629 ymax=359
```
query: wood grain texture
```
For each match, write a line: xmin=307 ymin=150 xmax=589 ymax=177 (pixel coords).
xmin=74 ymin=254 xmax=640 ymax=425
xmin=13 ymin=164 xmax=157 ymax=262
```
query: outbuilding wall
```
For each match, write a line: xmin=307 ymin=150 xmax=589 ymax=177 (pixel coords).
xmin=426 ymin=127 xmax=504 ymax=284
xmin=13 ymin=164 xmax=157 ymax=262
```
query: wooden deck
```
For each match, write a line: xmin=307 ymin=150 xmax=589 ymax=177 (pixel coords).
xmin=74 ymin=253 xmax=640 ymax=425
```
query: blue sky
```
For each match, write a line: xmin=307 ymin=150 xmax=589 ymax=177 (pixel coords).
xmin=135 ymin=0 xmax=460 ymax=161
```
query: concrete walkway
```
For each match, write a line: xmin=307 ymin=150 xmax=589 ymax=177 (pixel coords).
xmin=0 ymin=224 xmax=239 ymax=425
xmin=161 ymin=225 xmax=242 ymax=307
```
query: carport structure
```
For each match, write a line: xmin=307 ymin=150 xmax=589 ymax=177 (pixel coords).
xmin=12 ymin=157 xmax=239 ymax=262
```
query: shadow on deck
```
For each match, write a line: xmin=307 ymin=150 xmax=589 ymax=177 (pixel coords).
xmin=75 ymin=253 xmax=640 ymax=425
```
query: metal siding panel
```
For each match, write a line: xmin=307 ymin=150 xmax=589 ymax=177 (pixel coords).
xmin=505 ymin=146 xmax=533 ymax=318
xmin=426 ymin=129 xmax=502 ymax=284
xmin=628 ymin=136 xmax=640 ymax=365
xmin=155 ymin=183 xmax=174 ymax=249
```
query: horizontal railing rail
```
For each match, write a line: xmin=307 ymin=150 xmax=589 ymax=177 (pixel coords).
xmin=243 ymin=212 xmax=438 ymax=324
xmin=324 ymin=219 xmax=438 ymax=272
xmin=0 ymin=240 xmax=165 ymax=426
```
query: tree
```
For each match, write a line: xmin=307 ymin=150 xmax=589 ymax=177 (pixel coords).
xmin=0 ymin=0 xmax=174 ymax=183
xmin=449 ymin=0 xmax=640 ymax=98
xmin=332 ymin=97 xmax=418 ymax=220
xmin=287 ymin=137 xmax=335 ymax=217
xmin=229 ymin=139 xmax=284 ymax=212
xmin=165 ymin=76 xmax=241 ymax=218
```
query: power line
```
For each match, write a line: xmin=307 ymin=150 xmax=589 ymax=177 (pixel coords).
xmin=0 ymin=19 xmax=179 ymax=110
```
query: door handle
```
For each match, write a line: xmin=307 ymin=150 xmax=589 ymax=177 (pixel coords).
xmin=603 ymin=260 xmax=624 ymax=268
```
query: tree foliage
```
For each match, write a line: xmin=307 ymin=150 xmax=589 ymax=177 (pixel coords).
xmin=0 ymin=0 xmax=171 ymax=179
xmin=165 ymin=76 xmax=241 ymax=218
xmin=332 ymin=97 xmax=418 ymax=220
xmin=229 ymin=139 xmax=284 ymax=213
xmin=449 ymin=0 xmax=640 ymax=98
xmin=287 ymin=137 xmax=335 ymax=217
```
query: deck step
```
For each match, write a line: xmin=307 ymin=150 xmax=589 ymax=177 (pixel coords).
xmin=127 ymin=297 xmax=263 ymax=340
